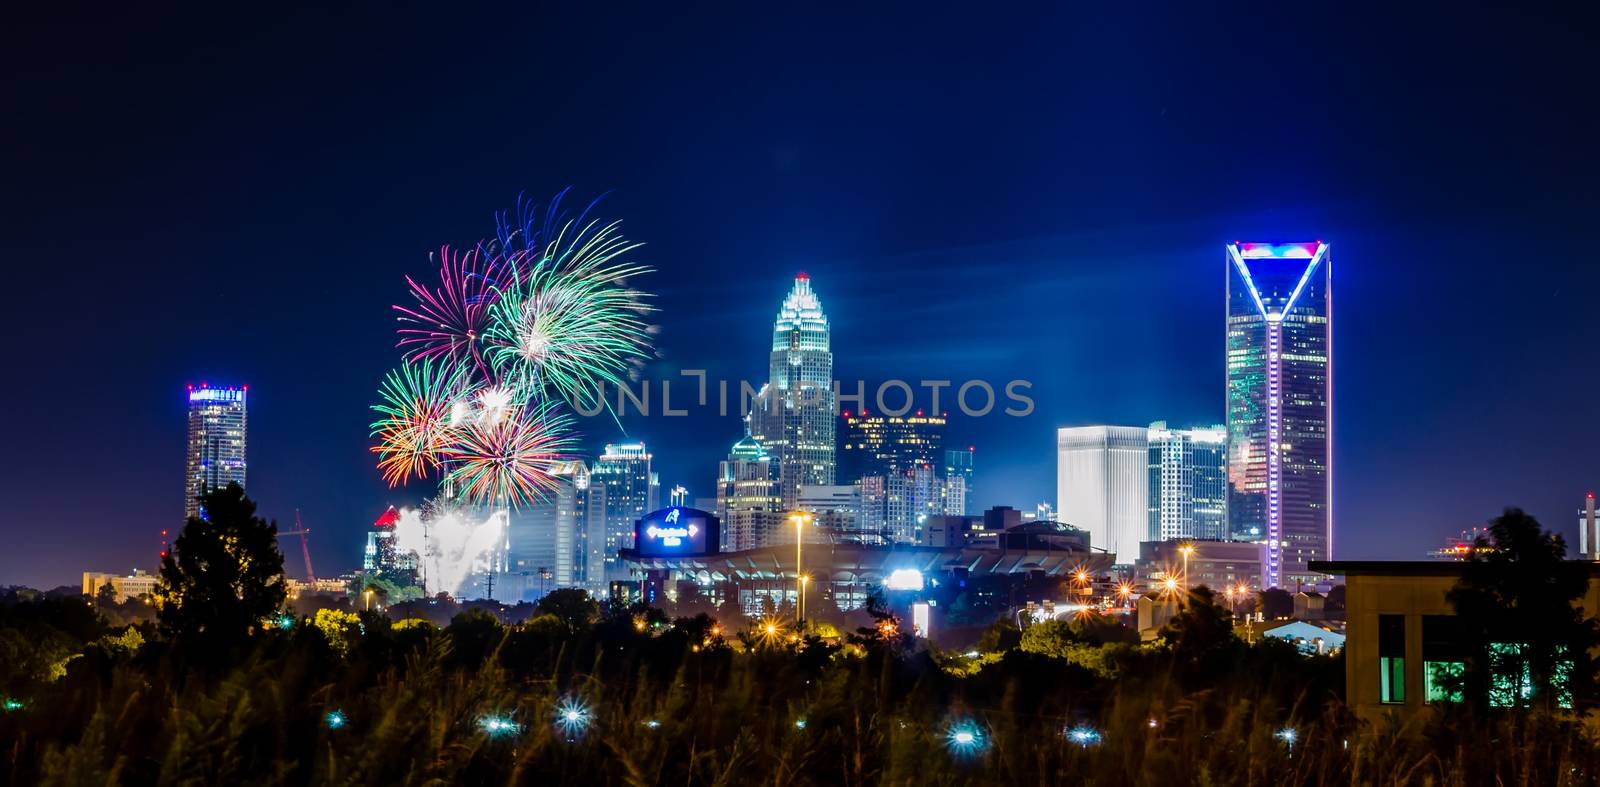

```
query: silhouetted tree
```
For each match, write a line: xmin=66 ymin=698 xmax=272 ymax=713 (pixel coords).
xmin=157 ymin=483 xmax=287 ymax=652
xmin=1161 ymin=586 xmax=1240 ymax=671
xmin=1256 ymin=587 xmax=1294 ymax=619
xmin=1448 ymin=508 xmax=1595 ymax=711
xmin=535 ymin=588 xmax=600 ymax=633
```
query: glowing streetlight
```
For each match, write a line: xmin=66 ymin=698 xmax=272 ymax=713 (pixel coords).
xmin=791 ymin=513 xmax=812 ymax=621
xmin=364 ymin=588 xmax=374 ymax=612
xmin=1178 ymin=544 xmax=1195 ymax=590
xmin=799 ymin=574 xmax=811 ymax=624
xmin=325 ymin=710 xmax=348 ymax=730
xmin=1064 ymin=725 xmax=1101 ymax=747
xmin=555 ymin=697 xmax=591 ymax=738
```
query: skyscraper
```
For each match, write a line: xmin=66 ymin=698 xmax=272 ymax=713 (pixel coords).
xmin=1056 ymin=425 xmax=1148 ymax=564
xmin=751 ymin=274 xmax=835 ymax=507
xmin=592 ymin=442 xmax=655 ymax=584
xmin=1226 ymin=241 xmax=1332 ymax=589
xmin=508 ymin=460 xmax=589 ymax=598
xmin=943 ymin=447 xmax=975 ymax=515
xmin=1146 ymin=422 xmax=1228 ymax=541
xmin=716 ymin=434 xmax=783 ymax=550
xmin=718 ymin=436 xmax=782 ymax=549
xmin=185 ymin=384 xmax=247 ymax=520
xmin=839 ymin=411 xmax=945 ymax=482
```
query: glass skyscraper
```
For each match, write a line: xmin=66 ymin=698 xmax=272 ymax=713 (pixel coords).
xmin=1146 ymin=422 xmax=1228 ymax=541
xmin=592 ymin=442 xmax=655 ymax=584
xmin=185 ymin=384 xmax=247 ymax=520
xmin=751 ymin=274 xmax=835 ymax=507
xmin=1226 ymin=242 xmax=1331 ymax=589
xmin=715 ymin=434 xmax=783 ymax=550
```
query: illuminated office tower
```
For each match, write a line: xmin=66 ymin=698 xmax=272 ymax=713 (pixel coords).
xmin=751 ymin=274 xmax=835 ymax=507
xmin=1147 ymin=422 xmax=1229 ymax=541
xmin=716 ymin=435 xmax=783 ymax=550
xmin=592 ymin=442 xmax=654 ymax=584
xmin=1056 ymin=425 xmax=1148 ymax=565
xmin=840 ymin=411 xmax=945 ymax=482
xmin=184 ymin=384 xmax=247 ymax=520
xmin=943 ymin=447 xmax=975 ymax=515
xmin=1226 ymin=241 xmax=1332 ymax=589
xmin=508 ymin=461 xmax=589 ymax=597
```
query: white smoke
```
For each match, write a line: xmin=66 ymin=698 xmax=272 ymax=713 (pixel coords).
xmin=393 ymin=502 xmax=507 ymax=598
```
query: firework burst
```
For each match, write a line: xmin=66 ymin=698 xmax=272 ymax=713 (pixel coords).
xmin=375 ymin=191 xmax=654 ymax=509
xmin=439 ymin=400 xmax=577 ymax=507
xmin=484 ymin=220 xmax=654 ymax=410
xmin=393 ymin=245 xmax=507 ymax=372
xmin=370 ymin=358 xmax=473 ymax=486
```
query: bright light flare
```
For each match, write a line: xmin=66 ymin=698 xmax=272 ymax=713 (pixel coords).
xmin=1065 ymin=725 xmax=1101 ymax=747
xmin=480 ymin=715 xmax=521 ymax=737
xmin=555 ymin=697 xmax=592 ymax=737
xmin=945 ymin=722 xmax=985 ymax=755
xmin=325 ymin=710 xmax=347 ymax=730
xmin=1275 ymin=727 xmax=1298 ymax=745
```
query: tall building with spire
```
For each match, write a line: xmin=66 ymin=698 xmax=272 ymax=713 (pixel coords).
xmin=1226 ymin=241 xmax=1332 ymax=589
xmin=185 ymin=384 xmax=247 ymax=520
xmin=751 ymin=274 xmax=835 ymax=507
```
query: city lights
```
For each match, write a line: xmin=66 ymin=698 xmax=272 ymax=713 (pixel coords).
xmin=884 ymin=568 xmax=925 ymax=591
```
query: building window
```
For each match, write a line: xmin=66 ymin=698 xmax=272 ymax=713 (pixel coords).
xmin=1422 ymin=615 xmax=1465 ymax=703
xmin=1378 ymin=614 xmax=1405 ymax=704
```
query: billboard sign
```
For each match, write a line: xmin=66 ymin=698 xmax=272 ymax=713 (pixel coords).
xmin=633 ymin=507 xmax=720 ymax=556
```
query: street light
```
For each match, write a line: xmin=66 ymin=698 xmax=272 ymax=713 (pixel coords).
xmin=790 ymin=513 xmax=812 ymax=622
xmin=1171 ymin=547 xmax=1196 ymax=588
xmin=364 ymin=588 xmax=374 ymax=612
xmin=799 ymin=574 xmax=811 ymax=624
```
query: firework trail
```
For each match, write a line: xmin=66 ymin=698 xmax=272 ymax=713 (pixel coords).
xmin=440 ymin=399 xmax=578 ymax=508
xmin=484 ymin=221 xmax=655 ymax=411
xmin=370 ymin=358 xmax=473 ymax=486
xmin=393 ymin=245 xmax=507 ymax=373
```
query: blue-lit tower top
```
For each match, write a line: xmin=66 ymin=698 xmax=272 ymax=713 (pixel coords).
xmin=1225 ymin=242 xmax=1331 ymax=589
xmin=752 ymin=274 xmax=836 ymax=507
xmin=185 ymin=383 xmax=248 ymax=520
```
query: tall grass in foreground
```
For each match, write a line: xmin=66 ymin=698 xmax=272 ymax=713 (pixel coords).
xmin=4 ymin=615 xmax=1599 ymax=786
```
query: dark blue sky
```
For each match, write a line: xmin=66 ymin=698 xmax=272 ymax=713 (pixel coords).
xmin=4 ymin=3 xmax=1596 ymax=588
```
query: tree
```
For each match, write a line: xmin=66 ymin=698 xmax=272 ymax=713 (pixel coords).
xmin=535 ymin=588 xmax=599 ymax=634
xmin=1448 ymin=508 xmax=1595 ymax=711
xmin=1256 ymin=588 xmax=1294 ymax=619
xmin=157 ymin=483 xmax=287 ymax=651
xmin=1161 ymin=586 xmax=1239 ymax=667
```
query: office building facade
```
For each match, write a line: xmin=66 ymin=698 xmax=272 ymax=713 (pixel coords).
xmin=1147 ymin=422 xmax=1228 ymax=541
xmin=750 ymin=274 xmax=835 ymax=507
xmin=592 ymin=442 xmax=655 ymax=584
xmin=716 ymin=435 xmax=784 ymax=550
xmin=840 ymin=412 xmax=945 ymax=482
xmin=1226 ymin=241 xmax=1332 ymax=588
xmin=185 ymin=384 xmax=247 ymax=520
xmin=943 ymin=447 xmax=975 ymax=515
xmin=1056 ymin=425 xmax=1148 ymax=565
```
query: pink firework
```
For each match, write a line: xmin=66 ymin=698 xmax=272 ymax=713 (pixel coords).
xmin=439 ymin=403 xmax=576 ymax=507
xmin=394 ymin=245 xmax=511 ymax=372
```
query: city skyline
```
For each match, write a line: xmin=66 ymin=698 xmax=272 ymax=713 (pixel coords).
xmin=5 ymin=5 xmax=1597 ymax=590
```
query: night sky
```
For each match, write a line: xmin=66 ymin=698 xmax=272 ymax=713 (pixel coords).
xmin=4 ymin=4 xmax=1597 ymax=589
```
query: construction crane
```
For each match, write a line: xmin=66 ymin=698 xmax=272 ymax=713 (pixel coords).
xmin=276 ymin=510 xmax=317 ymax=583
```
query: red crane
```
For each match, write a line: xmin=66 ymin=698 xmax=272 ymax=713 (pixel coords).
xmin=276 ymin=510 xmax=317 ymax=583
